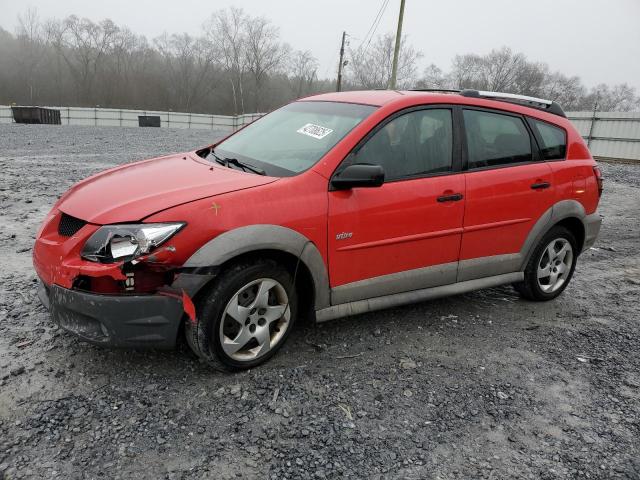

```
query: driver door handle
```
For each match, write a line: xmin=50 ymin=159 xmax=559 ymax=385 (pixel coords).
xmin=531 ymin=181 xmax=551 ymax=190
xmin=437 ymin=193 xmax=464 ymax=203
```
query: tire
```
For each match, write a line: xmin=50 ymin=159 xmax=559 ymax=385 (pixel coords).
xmin=514 ymin=226 xmax=578 ymax=301
xmin=185 ymin=259 xmax=297 ymax=370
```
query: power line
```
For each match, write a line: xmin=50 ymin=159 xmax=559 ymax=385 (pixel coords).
xmin=357 ymin=0 xmax=390 ymax=54
xmin=357 ymin=0 xmax=384 ymax=51
xmin=364 ymin=0 xmax=389 ymax=53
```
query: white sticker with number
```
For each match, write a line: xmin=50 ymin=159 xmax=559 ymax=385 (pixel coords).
xmin=296 ymin=123 xmax=334 ymax=139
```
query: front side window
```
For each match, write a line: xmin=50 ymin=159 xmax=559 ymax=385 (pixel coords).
xmin=463 ymin=109 xmax=533 ymax=168
xmin=531 ymin=119 xmax=567 ymax=160
xmin=214 ymin=101 xmax=376 ymax=176
xmin=350 ymin=109 xmax=453 ymax=181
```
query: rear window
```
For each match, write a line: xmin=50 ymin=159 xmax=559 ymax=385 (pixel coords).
xmin=463 ymin=109 xmax=533 ymax=168
xmin=531 ymin=119 xmax=567 ymax=160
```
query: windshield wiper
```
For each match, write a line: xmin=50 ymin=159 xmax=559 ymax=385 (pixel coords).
xmin=210 ymin=150 xmax=265 ymax=175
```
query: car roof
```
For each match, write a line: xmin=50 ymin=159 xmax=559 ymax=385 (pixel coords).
xmin=302 ymin=90 xmax=406 ymax=106
xmin=301 ymin=90 xmax=567 ymax=124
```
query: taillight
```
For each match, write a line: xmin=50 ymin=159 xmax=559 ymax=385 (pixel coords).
xmin=593 ymin=166 xmax=603 ymax=197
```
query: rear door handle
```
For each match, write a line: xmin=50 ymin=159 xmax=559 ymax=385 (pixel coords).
xmin=531 ymin=182 xmax=551 ymax=190
xmin=437 ymin=193 xmax=464 ymax=203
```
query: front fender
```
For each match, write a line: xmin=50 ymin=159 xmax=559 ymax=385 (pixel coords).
xmin=183 ymin=224 xmax=330 ymax=309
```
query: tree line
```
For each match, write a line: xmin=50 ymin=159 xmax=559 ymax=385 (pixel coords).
xmin=0 ymin=8 xmax=638 ymax=115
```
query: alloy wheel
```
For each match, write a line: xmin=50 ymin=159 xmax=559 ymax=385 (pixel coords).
xmin=537 ymin=238 xmax=574 ymax=293
xmin=219 ymin=278 xmax=290 ymax=362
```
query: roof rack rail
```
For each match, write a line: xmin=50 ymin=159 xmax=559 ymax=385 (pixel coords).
xmin=460 ymin=89 xmax=566 ymax=117
xmin=408 ymin=88 xmax=461 ymax=93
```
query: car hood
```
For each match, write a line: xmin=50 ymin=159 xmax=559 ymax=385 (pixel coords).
xmin=57 ymin=153 xmax=277 ymax=224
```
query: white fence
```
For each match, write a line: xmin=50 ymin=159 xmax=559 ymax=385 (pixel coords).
xmin=565 ymin=111 xmax=640 ymax=162
xmin=1 ymin=105 xmax=639 ymax=162
xmin=0 ymin=105 xmax=262 ymax=132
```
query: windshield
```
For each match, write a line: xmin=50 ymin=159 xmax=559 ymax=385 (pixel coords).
xmin=214 ymin=101 xmax=376 ymax=176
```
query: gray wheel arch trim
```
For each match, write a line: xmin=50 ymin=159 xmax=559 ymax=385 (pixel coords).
xmin=520 ymin=199 xmax=589 ymax=269
xmin=183 ymin=225 xmax=330 ymax=309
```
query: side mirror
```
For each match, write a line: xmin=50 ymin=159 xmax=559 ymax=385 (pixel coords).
xmin=331 ymin=164 xmax=385 ymax=190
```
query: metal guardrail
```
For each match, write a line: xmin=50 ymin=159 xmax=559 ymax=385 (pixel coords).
xmin=0 ymin=105 xmax=263 ymax=131
xmin=563 ymin=111 xmax=640 ymax=162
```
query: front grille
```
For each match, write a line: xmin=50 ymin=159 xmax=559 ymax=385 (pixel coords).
xmin=58 ymin=213 xmax=87 ymax=237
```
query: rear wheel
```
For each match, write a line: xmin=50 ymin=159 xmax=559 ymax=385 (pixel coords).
xmin=186 ymin=259 xmax=297 ymax=370
xmin=514 ymin=226 xmax=577 ymax=301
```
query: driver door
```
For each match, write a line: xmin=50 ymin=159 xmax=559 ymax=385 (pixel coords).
xmin=327 ymin=107 xmax=466 ymax=305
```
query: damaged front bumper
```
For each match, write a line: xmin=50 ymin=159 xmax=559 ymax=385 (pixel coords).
xmin=38 ymin=282 xmax=185 ymax=348
xmin=33 ymin=209 xmax=216 ymax=348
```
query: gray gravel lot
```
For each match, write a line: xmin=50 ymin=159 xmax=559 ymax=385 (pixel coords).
xmin=0 ymin=123 xmax=639 ymax=480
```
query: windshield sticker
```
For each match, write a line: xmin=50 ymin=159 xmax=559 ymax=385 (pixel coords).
xmin=296 ymin=123 xmax=333 ymax=139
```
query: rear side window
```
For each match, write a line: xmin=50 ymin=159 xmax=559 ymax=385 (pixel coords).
xmin=531 ymin=119 xmax=567 ymax=160
xmin=463 ymin=109 xmax=533 ymax=168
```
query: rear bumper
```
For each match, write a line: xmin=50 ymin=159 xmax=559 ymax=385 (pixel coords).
xmin=583 ymin=213 xmax=603 ymax=252
xmin=39 ymin=283 xmax=183 ymax=348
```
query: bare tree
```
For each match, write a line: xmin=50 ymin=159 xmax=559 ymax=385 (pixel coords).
xmin=447 ymin=47 xmax=535 ymax=92
xmin=480 ymin=48 xmax=529 ymax=91
xmin=244 ymin=15 xmax=289 ymax=112
xmin=412 ymin=46 xmax=640 ymax=116
xmin=416 ymin=64 xmax=449 ymax=89
xmin=14 ymin=8 xmax=45 ymax=104
xmin=154 ymin=33 xmax=219 ymax=111
xmin=101 ymin=27 xmax=139 ymax=105
xmin=447 ymin=53 xmax=482 ymax=90
xmin=541 ymin=72 xmax=586 ymax=110
xmin=288 ymin=50 xmax=318 ymax=97
xmin=46 ymin=16 xmax=120 ymax=104
xmin=206 ymin=7 xmax=249 ymax=114
xmin=512 ymin=60 xmax=547 ymax=96
xmin=589 ymin=83 xmax=640 ymax=112
xmin=348 ymin=33 xmax=422 ymax=89
xmin=429 ymin=47 xmax=622 ymax=112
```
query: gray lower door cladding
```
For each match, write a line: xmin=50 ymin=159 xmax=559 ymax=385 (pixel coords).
xmin=318 ymin=272 xmax=524 ymax=322
xmin=330 ymin=261 xmax=458 ymax=305
xmin=457 ymin=253 xmax=522 ymax=283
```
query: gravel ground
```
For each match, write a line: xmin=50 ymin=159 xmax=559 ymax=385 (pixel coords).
xmin=0 ymin=124 xmax=639 ymax=480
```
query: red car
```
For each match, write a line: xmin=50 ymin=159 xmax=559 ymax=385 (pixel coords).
xmin=33 ymin=89 xmax=603 ymax=369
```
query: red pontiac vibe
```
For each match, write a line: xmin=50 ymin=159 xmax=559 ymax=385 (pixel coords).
xmin=33 ymin=89 xmax=603 ymax=369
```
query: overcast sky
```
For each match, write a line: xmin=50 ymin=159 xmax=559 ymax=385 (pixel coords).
xmin=1 ymin=0 xmax=639 ymax=90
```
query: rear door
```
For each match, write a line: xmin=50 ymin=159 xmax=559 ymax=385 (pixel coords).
xmin=327 ymin=106 xmax=466 ymax=304
xmin=459 ymin=107 xmax=554 ymax=281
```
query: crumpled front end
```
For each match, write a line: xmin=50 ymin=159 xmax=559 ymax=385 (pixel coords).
xmin=33 ymin=209 xmax=126 ymax=289
xmin=33 ymin=209 xmax=209 ymax=348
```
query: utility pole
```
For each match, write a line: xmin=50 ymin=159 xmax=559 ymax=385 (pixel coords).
xmin=336 ymin=31 xmax=347 ymax=92
xmin=389 ymin=0 xmax=406 ymax=90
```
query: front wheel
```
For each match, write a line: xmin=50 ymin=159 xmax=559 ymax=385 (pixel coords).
xmin=514 ymin=226 xmax=578 ymax=301
xmin=186 ymin=259 xmax=297 ymax=370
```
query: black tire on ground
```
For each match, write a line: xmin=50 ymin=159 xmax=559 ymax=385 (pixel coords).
xmin=513 ymin=226 xmax=578 ymax=301
xmin=185 ymin=258 xmax=297 ymax=370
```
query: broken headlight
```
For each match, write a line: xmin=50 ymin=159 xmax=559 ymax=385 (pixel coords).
xmin=81 ymin=223 xmax=185 ymax=263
